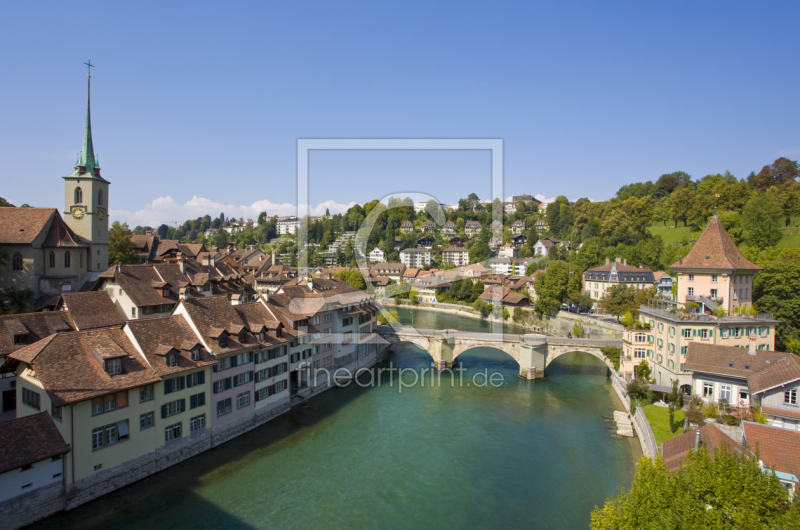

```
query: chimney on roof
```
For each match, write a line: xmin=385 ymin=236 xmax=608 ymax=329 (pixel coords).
xmin=179 ymin=286 xmax=187 ymax=300
xmin=606 ymin=257 xmax=609 ymax=265
xmin=623 ymin=258 xmax=627 ymax=266
xmin=145 ymin=229 xmax=152 ymax=236
xmin=178 ymin=254 xmax=186 ymax=274
xmin=694 ymin=429 xmax=700 ymax=450
xmin=272 ymin=250 xmax=276 ymax=265
xmin=748 ymin=340 xmax=757 ymax=355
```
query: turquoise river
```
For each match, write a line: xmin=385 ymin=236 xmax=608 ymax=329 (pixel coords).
xmin=35 ymin=307 xmax=639 ymax=529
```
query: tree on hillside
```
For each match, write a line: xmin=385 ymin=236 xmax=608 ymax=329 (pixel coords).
xmin=108 ymin=221 xmax=138 ymax=266
xmin=742 ymin=193 xmax=783 ymax=250
xmin=533 ymin=260 xmax=570 ymax=316
xmin=669 ymin=187 xmax=695 ymax=227
xmin=753 ymin=248 xmax=800 ymax=353
xmin=334 ymin=270 xmax=367 ymax=290
xmin=591 ymin=450 xmax=798 ymax=529
xmin=469 ymin=241 xmax=491 ymax=263
xmin=748 ymin=157 xmax=800 ymax=191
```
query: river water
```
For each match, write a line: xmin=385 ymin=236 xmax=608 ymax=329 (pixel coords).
xmin=37 ymin=307 xmax=639 ymax=530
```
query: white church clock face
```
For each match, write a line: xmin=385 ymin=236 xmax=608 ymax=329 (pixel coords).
xmin=72 ymin=207 xmax=85 ymax=220
xmin=96 ymin=209 xmax=105 ymax=221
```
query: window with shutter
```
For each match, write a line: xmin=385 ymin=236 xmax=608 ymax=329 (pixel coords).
xmin=165 ymin=379 xmax=172 ymax=394
xmin=161 ymin=404 xmax=168 ymax=418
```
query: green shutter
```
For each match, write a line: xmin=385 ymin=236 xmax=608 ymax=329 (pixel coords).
xmin=199 ymin=392 xmax=205 ymax=406
xmin=190 ymin=395 xmax=197 ymax=409
xmin=709 ymin=330 xmax=714 ymax=337
xmin=161 ymin=404 xmax=167 ymax=418
xmin=692 ymin=329 xmax=697 ymax=337
xmin=198 ymin=371 xmax=205 ymax=384
xmin=180 ymin=399 xmax=185 ymax=413
xmin=164 ymin=379 xmax=172 ymax=394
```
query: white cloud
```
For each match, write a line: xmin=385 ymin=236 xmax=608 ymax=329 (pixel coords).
xmin=535 ymin=194 xmax=556 ymax=204
xmin=110 ymin=195 xmax=356 ymax=227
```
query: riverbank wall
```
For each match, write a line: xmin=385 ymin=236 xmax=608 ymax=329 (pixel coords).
xmin=609 ymin=372 xmax=658 ymax=459
xmin=387 ymin=301 xmax=624 ymax=339
xmin=0 ymin=348 xmax=389 ymax=530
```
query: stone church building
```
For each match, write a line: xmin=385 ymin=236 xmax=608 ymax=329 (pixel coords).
xmin=0 ymin=73 xmax=109 ymax=299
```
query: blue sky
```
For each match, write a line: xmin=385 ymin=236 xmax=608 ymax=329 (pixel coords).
xmin=2 ymin=1 xmax=799 ymax=227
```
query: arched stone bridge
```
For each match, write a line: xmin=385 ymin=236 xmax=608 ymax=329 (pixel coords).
xmin=377 ymin=326 xmax=622 ymax=379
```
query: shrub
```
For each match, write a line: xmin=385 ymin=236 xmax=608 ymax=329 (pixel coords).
xmin=634 ymin=360 xmax=651 ymax=381
xmin=572 ymin=321 xmax=585 ymax=338
xmin=722 ymin=414 xmax=739 ymax=426
xmin=627 ymin=378 xmax=652 ymax=403
xmin=513 ymin=306 xmax=526 ymax=323
xmin=600 ymin=346 xmax=621 ymax=371
xmin=753 ymin=409 xmax=769 ymax=424
xmin=703 ymin=402 xmax=719 ymax=419
xmin=684 ymin=408 xmax=705 ymax=425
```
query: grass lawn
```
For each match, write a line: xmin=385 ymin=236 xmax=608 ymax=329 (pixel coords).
xmin=648 ymin=220 xmax=800 ymax=250
xmin=642 ymin=404 xmax=685 ymax=446
xmin=647 ymin=224 xmax=698 ymax=245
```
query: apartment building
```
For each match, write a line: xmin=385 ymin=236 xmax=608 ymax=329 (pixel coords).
xmin=176 ymin=298 xmax=259 ymax=430
xmin=124 ymin=316 xmax=215 ymax=449
xmin=399 ymin=248 xmax=431 ymax=268
xmin=582 ymin=259 xmax=655 ymax=301
xmin=622 ymin=300 xmax=778 ymax=388
xmin=368 ymin=247 xmax=386 ymax=263
xmin=465 ymin=221 xmax=481 ymax=237
xmin=441 ymin=247 xmax=469 ymax=266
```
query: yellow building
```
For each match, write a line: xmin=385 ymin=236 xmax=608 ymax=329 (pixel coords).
xmin=622 ymin=301 xmax=778 ymax=390
xmin=622 ymin=215 xmax=777 ymax=388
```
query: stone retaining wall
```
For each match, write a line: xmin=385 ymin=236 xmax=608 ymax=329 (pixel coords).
xmin=388 ymin=302 xmax=623 ymax=339
xmin=0 ymin=481 xmax=65 ymax=530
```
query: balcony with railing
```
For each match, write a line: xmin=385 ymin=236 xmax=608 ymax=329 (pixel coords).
xmin=640 ymin=300 xmax=774 ymax=323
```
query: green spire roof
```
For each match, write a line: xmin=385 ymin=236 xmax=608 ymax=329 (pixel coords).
xmin=79 ymin=77 xmax=96 ymax=172
xmin=67 ymin=75 xmax=107 ymax=181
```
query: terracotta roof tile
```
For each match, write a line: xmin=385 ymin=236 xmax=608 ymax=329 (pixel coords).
xmin=662 ymin=423 xmax=742 ymax=473
xmin=0 ymin=312 xmax=76 ymax=358
xmin=126 ymin=315 xmax=216 ymax=376
xmin=742 ymin=422 xmax=800 ymax=480
xmin=5 ymin=328 xmax=160 ymax=406
xmin=41 ymin=214 xmax=86 ymax=248
xmin=0 ymin=207 xmax=56 ymax=245
xmin=59 ymin=291 xmax=125 ymax=330
xmin=671 ymin=216 xmax=760 ymax=271
xmin=0 ymin=413 xmax=70 ymax=474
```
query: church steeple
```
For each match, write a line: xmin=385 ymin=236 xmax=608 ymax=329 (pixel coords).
xmin=69 ymin=58 xmax=105 ymax=181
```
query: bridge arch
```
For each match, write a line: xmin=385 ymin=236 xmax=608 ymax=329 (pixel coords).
xmin=544 ymin=345 xmax=616 ymax=373
xmin=452 ymin=341 xmax=521 ymax=365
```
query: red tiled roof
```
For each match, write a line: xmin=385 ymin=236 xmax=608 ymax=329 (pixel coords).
xmin=4 ymin=328 xmax=161 ymax=406
xmin=59 ymin=291 xmax=126 ymax=330
xmin=0 ymin=413 xmax=70 ymax=474
xmin=662 ymin=423 xmax=742 ymax=473
xmin=742 ymin=422 xmax=800 ymax=480
xmin=671 ymin=216 xmax=760 ymax=271
xmin=762 ymin=407 xmax=800 ymax=421
xmin=0 ymin=207 xmax=56 ymax=245
xmin=42 ymin=213 xmax=86 ymax=248
xmin=0 ymin=312 xmax=76 ymax=357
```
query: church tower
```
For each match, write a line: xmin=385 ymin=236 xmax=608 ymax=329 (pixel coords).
xmin=64 ymin=60 xmax=109 ymax=273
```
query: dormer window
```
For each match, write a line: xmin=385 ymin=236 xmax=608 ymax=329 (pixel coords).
xmin=259 ymin=331 xmax=265 ymax=341
xmin=191 ymin=348 xmax=201 ymax=361
xmin=13 ymin=334 xmax=28 ymax=346
xmin=166 ymin=354 xmax=178 ymax=367
xmin=162 ymin=289 xmax=170 ymax=297
xmin=238 ymin=332 xmax=246 ymax=343
xmin=105 ymin=358 xmax=122 ymax=375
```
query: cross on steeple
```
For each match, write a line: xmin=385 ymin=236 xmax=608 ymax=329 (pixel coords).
xmin=84 ymin=58 xmax=95 ymax=77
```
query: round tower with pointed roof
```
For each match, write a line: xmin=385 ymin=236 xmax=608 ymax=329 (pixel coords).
xmin=63 ymin=63 xmax=109 ymax=274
